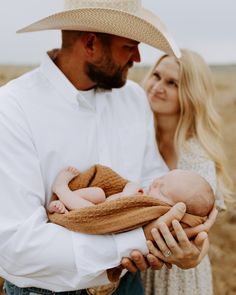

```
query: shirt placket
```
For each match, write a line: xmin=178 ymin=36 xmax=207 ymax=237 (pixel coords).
xmin=95 ymin=94 xmax=112 ymax=167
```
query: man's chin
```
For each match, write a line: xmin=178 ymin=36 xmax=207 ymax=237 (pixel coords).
xmin=114 ymin=79 xmax=127 ymax=88
xmin=96 ymin=77 xmax=127 ymax=90
xmin=97 ymin=80 xmax=127 ymax=90
xmin=122 ymin=65 xmax=132 ymax=80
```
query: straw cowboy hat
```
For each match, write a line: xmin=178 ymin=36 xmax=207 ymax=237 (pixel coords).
xmin=17 ymin=0 xmax=181 ymax=58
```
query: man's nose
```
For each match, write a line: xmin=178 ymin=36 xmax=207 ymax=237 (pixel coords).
xmin=131 ymin=46 xmax=141 ymax=63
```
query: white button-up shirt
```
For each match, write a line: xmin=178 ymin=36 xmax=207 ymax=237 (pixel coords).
xmin=0 ymin=54 xmax=168 ymax=291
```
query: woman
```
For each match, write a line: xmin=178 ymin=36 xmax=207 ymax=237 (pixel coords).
xmin=141 ymin=49 xmax=233 ymax=294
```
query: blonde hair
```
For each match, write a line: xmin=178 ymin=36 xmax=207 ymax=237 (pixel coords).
xmin=144 ymin=49 xmax=234 ymax=201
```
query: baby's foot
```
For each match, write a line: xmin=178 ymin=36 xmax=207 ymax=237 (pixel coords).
xmin=48 ymin=200 xmax=68 ymax=214
xmin=52 ymin=166 xmax=80 ymax=194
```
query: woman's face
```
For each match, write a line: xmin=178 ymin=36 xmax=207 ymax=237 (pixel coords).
xmin=146 ymin=56 xmax=180 ymax=116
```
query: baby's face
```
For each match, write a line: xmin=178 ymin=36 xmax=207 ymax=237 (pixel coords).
xmin=148 ymin=171 xmax=191 ymax=205
xmin=148 ymin=177 xmax=175 ymax=206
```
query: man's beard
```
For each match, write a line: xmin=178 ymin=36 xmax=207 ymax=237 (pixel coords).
xmin=85 ymin=50 xmax=133 ymax=90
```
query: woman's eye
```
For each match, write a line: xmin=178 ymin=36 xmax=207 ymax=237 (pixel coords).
xmin=168 ymin=80 xmax=178 ymax=87
xmin=153 ymin=73 xmax=160 ymax=80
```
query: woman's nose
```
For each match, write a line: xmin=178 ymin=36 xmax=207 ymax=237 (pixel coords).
xmin=152 ymin=82 xmax=164 ymax=94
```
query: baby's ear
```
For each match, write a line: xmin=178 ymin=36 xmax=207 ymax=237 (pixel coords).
xmin=152 ymin=179 xmax=161 ymax=188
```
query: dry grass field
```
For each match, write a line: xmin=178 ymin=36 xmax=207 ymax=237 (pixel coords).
xmin=0 ymin=64 xmax=236 ymax=295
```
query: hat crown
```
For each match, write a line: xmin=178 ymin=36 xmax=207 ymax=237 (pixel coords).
xmin=64 ymin=0 xmax=142 ymax=13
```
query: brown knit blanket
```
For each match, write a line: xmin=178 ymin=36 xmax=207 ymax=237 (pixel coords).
xmin=48 ymin=165 xmax=206 ymax=234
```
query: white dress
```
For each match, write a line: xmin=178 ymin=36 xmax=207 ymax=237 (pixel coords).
xmin=142 ymin=138 xmax=225 ymax=295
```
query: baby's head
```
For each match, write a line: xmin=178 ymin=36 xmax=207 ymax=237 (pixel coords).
xmin=148 ymin=169 xmax=214 ymax=216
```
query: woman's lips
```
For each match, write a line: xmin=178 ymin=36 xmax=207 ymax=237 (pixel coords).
xmin=149 ymin=93 xmax=166 ymax=102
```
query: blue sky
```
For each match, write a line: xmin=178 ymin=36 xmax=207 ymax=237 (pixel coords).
xmin=0 ymin=0 xmax=235 ymax=65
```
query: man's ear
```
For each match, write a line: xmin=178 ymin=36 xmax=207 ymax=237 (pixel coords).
xmin=81 ymin=33 xmax=98 ymax=56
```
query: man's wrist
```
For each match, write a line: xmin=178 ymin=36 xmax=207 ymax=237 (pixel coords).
xmin=113 ymin=227 xmax=149 ymax=259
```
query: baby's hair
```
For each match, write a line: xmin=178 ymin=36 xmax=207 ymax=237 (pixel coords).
xmin=186 ymin=180 xmax=214 ymax=216
xmin=180 ymin=170 xmax=215 ymax=216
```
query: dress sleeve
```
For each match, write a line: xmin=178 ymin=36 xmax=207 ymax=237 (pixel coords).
xmin=177 ymin=138 xmax=226 ymax=210
xmin=0 ymin=90 xmax=148 ymax=291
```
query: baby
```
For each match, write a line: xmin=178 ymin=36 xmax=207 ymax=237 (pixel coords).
xmin=48 ymin=166 xmax=214 ymax=217
xmin=48 ymin=166 xmax=215 ymax=283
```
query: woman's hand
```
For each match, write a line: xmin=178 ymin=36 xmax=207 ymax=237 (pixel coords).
xmin=183 ymin=205 xmax=218 ymax=239
xmin=143 ymin=202 xmax=186 ymax=241
xmin=120 ymin=203 xmax=216 ymax=272
xmin=120 ymin=202 xmax=187 ymax=272
xmin=147 ymin=219 xmax=209 ymax=269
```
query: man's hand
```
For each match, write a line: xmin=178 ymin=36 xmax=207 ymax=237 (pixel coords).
xmin=121 ymin=249 xmax=164 ymax=272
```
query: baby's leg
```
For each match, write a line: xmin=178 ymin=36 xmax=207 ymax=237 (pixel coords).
xmin=52 ymin=166 xmax=95 ymax=210
xmin=73 ymin=187 xmax=106 ymax=204
xmin=48 ymin=200 xmax=68 ymax=214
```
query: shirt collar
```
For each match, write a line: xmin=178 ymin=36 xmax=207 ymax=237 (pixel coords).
xmin=39 ymin=50 xmax=112 ymax=108
xmin=39 ymin=51 xmax=79 ymax=105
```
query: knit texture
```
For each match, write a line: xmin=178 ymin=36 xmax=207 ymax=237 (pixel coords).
xmin=69 ymin=164 xmax=128 ymax=196
xmin=48 ymin=165 xmax=206 ymax=234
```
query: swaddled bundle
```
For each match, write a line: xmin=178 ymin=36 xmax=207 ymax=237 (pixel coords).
xmin=48 ymin=165 xmax=206 ymax=233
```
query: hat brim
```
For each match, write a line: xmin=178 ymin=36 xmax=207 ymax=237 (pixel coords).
xmin=17 ymin=8 xmax=181 ymax=58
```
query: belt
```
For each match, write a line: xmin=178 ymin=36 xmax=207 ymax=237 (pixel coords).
xmin=4 ymin=280 xmax=120 ymax=295
xmin=86 ymin=281 xmax=120 ymax=295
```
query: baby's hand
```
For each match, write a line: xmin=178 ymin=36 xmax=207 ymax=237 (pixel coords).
xmin=48 ymin=200 xmax=68 ymax=214
xmin=123 ymin=182 xmax=143 ymax=195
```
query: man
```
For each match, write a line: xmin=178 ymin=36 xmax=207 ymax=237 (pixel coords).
xmin=0 ymin=1 xmax=217 ymax=295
